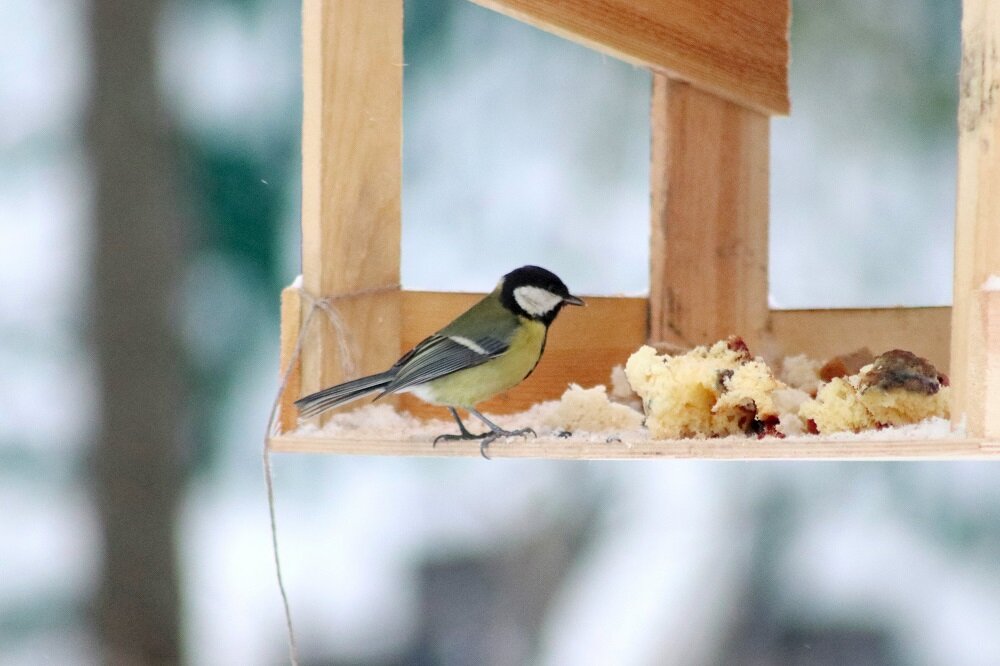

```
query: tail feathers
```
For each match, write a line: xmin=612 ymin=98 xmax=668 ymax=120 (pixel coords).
xmin=294 ymin=371 xmax=394 ymax=419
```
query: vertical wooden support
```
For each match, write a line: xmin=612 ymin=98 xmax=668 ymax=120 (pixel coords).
xmin=285 ymin=0 xmax=403 ymax=428
xmin=951 ymin=0 xmax=1000 ymax=437
xmin=649 ymin=75 xmax=770 ymax=347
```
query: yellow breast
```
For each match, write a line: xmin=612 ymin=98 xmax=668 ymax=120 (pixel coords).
xmin=419 ymin=319 xmax=547 ymax=408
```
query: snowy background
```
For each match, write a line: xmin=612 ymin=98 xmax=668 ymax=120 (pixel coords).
xmin=4 ymin=0 xmax=997 ymax=665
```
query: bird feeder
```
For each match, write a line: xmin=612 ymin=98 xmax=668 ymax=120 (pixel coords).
xmin=268 ymin=0 xmax=1000 ymax=459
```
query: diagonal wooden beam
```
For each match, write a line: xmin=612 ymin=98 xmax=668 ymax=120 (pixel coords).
xmin=470 ymin=0 xmax=790 ymax=115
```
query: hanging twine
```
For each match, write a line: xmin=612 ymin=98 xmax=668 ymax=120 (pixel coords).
xmin=262 ymin=280 xmax=399 ymax=665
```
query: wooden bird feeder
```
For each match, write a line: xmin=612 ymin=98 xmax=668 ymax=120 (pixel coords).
xmin=269 ymin=0 xmax=1000 ymax=459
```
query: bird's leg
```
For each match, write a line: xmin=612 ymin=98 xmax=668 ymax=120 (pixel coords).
xmin=432 ymin=408 xmax=535 ymax=459
xmin=467 ymin=408 xmax=536 ymax=459
xmin=433 ymin=408 xmax=488 ymax=447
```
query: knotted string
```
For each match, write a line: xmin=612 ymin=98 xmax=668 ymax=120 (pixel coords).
xmin=263 ymin=280 xmax=399 ymax=665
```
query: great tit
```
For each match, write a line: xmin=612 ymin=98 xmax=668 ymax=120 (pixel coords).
xmin=295 ymin=265 xmax=584 ymax=457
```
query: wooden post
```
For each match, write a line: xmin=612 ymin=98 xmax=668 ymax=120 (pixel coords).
xmin=277 ymin=285 xmax=303 ymax=432
xmin=951 ymin=0 xmax=1000 ymax=437
xmin=289 ymin=0 xmax=403 ymax=426
xmin=649 ymin=75 xmax=770 ymax=348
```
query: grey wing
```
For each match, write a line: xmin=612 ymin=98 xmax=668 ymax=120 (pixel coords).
xmin=380 ymin=334 xmax=509 ymax=396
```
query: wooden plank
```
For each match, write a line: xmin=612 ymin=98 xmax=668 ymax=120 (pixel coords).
xmin=277 ymin=286 xmax=302 ymax=434
xmin=649 ymin=77 xmax=770 ymax=349
xmin=769 ymin=307 xmax=951 ymax=374
xmin=952 ymin=0 xmax=1000 ymax=438
xmin=985 ymin=290 xmax=1000 ymax=438
xmin=269 ymin=433 xmax=999 ymax=460
xmin=299 ymin=0 xmax=402 ymax=403
xmin=470 ymin=0 xmax=789 ymax=115
xmin=398 ymin=291 xmax=648 ymax=417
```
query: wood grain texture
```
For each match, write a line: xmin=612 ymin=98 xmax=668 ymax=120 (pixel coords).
xmin=650 ymin=77 xmax=770 ymax=349
xmin=769 ymin=307 xmax=951 ymax=374
xmin=299 ymin=0 xmax=402 ymax=402
xmin=951 ymin=0 xmax=1000 ymax=437
xmin=471 ymin=0 xmax=790 ymax=115
xmin=277 ymin=286 xmax=302 ymax=433
xmin=984 ymin=291 xmax=1000 ymax=438
xmin=398 ymin=291 xmax=648 ymax=418
xmin=269 ymin=433 xmax=999 ymax=460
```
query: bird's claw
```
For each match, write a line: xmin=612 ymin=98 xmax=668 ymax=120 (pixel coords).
xmin=434 ymin=427 xmax=536 ymax=459
xmin=432 ymin=431 xmax=485 ymax=446
xmin=478 ymin=427 xmax=536 ymax=460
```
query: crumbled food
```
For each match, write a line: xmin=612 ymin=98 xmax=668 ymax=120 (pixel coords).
xmin=799 ymin=377 xmax=878 ymax=433
xmin=799 ymin=349 xmax=950 ymax=433
xmin=772 ymin=387 xmax=812 ymax=436
xmin=858 ymin=349 xmax=948 ymax=393
xmin=856 ymin=350 xmax=950 ymax=426
xmin=541 ymin=383 xmax=644 ymax=433
xmin=624 ymin=336 xmax=787 ymax=439
xmin=608 ymin=364 xmax=642 ymax=410
xmin=818 ymin=347 xmax=875 ymax=382
xmin=779 ymin=354 xmax=824 ymax=396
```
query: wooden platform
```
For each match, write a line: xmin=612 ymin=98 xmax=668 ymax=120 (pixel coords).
xmin=268 ymin=432 xmax=1000 ymax=460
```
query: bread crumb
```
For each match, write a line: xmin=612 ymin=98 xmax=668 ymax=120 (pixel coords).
xmin=799 ymin=350 xmax=950 ymax=433
xmin=608 ymin=364 xmax=641 ymax=410
xmin=799 ymin=376 xmax=877 ymax=433
xmin=856 ymin=350 xmax=950 ymax=426
xmin=541 ymin=383 xmax=644 ymax=433
xmin=772 ymin=387 xmax=811 ymax=435
xmin=780 ymin=354 xmax=823 ymax=395
xmin=819 ymin=347 xmax=875 ymax=382
xmin=624 ymin=338 xmax=786 ymax=439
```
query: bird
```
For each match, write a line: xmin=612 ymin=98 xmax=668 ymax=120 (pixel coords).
xmin=294 ymin=265 xmax=584 ymax=458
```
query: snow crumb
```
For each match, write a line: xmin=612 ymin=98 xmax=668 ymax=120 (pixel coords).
xmin=982 ymin=274 xmax=1000 ymax=291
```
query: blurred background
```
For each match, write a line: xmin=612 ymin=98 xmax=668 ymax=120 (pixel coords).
xmin=3 ymin=0 xmax=996 ymax=664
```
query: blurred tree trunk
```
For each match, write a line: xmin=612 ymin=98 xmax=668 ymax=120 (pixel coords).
xmin=86 ymin=0 xmax=186 ymax=662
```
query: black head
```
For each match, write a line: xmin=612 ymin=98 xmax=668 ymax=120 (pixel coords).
xmin=498 ymin=265 xmax=584 ymax=324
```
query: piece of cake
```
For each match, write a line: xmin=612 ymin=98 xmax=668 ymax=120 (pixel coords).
xmin=798 ymin=376 xmax=878 ymax=433
xmin=799 ymin=349 xmax=950 ymax=434
xmin=624 ymin=337 xmax=787 ymax=439
xmin=856 ymin=349 xmax=950 ymax=426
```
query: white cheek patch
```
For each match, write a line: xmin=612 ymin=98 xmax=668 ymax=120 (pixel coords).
xmin=513 ymin=285 xmax=563 ymax=317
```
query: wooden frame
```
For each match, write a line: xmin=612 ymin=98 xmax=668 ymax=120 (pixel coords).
xmin=270 ymin=0 xmax=1000 ymax=459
